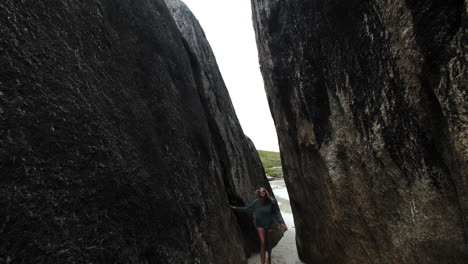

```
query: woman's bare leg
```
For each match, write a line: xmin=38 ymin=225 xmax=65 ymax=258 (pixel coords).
xmin=266 ymin=230 xmax=272 ymax=264
xmin=257 ymin=228 xmax=266 ymax=264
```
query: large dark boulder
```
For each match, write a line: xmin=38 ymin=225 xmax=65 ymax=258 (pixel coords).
xmin=252 ymin=0 xmax=467 ymax=263
xmin=0 ymin=0 xmax=267 ymax=263
xmin=163 ymin=0 xmax=272 ymax=257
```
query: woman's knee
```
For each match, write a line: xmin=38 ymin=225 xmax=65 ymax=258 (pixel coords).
xmin=258 ymin=236 xmax=265 ymax=246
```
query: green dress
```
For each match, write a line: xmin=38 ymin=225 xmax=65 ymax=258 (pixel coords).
xmin=234 ymin=198 xmax=284 ymax=229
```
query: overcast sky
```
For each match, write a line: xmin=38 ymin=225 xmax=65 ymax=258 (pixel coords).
xmin=181 ymin=0 xmax=280 ymax=152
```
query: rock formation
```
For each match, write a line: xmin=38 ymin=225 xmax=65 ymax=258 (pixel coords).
xmin=164 ymin=0 xmax=275 ymax=257
xmin=252 ymin=0 xmax=467 ymax=263
xmin=0 ymin=0 xmax=269 ymax=263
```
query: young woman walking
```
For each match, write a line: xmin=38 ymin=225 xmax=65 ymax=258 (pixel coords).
xmin=230 ymin=187 xmax=287 ymax=264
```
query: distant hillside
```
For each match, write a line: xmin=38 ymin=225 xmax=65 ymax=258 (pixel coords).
xmin=257 ymin=150 xmax=283 ymax=177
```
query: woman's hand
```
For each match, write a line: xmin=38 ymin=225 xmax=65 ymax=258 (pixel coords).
xmin=229 ymin=205 xmax=236 ymax=209
xmin=281 ymin=223 xmax=288 ymax=232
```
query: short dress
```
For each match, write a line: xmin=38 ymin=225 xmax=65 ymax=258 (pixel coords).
xmin=234 ymin=198 xmax=284 ymax=229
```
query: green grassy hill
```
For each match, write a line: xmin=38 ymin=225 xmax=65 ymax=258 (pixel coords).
xmin=257 ymin=150 xmax=283 ymax=177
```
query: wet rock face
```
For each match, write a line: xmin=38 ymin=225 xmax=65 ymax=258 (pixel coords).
xmin=0 ymin=0 xmax=266 ymax=263
xmin=252 ymin=0 xmax=467 ymax=263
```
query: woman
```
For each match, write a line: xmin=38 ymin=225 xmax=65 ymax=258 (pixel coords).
xmin=230 ymin=187 xmax=287 ymax=264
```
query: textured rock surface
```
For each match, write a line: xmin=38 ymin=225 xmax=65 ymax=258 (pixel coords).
xmin=164 ymin=0 xmax=274 ymax=257
xmin=0 ymin=0 xmax=268 ymax=263
xmin=252 ymin=0 xmax=467 ymax=263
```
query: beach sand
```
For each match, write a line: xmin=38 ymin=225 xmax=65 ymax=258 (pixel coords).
xmin=248 ymin=180 xmax=304 ymax=264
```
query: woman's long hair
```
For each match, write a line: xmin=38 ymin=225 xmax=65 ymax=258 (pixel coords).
xmin=256 ymin=187 xmax=274 ymax=205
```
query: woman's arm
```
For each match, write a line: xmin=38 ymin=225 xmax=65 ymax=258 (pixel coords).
xmin=273 ymin=200 xmax=288 ymax=231
xmin=231 ymin=199 xmax=258 ymax=213
xmin=272 ymin=200 xmax=285 ymax=224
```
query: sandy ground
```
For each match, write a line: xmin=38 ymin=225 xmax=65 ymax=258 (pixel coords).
xmin=248 ymin=180 xmax=304 ymax=264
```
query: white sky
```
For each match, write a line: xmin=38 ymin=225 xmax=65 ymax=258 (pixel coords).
xmin=181 ymin=0 xmax=279 ymax=152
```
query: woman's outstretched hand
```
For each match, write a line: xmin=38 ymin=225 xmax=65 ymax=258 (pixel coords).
xmin=281 ymin=223 xmax=288 ymax=232
xmin=229 ymin=205 xmax=236 ymax=209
